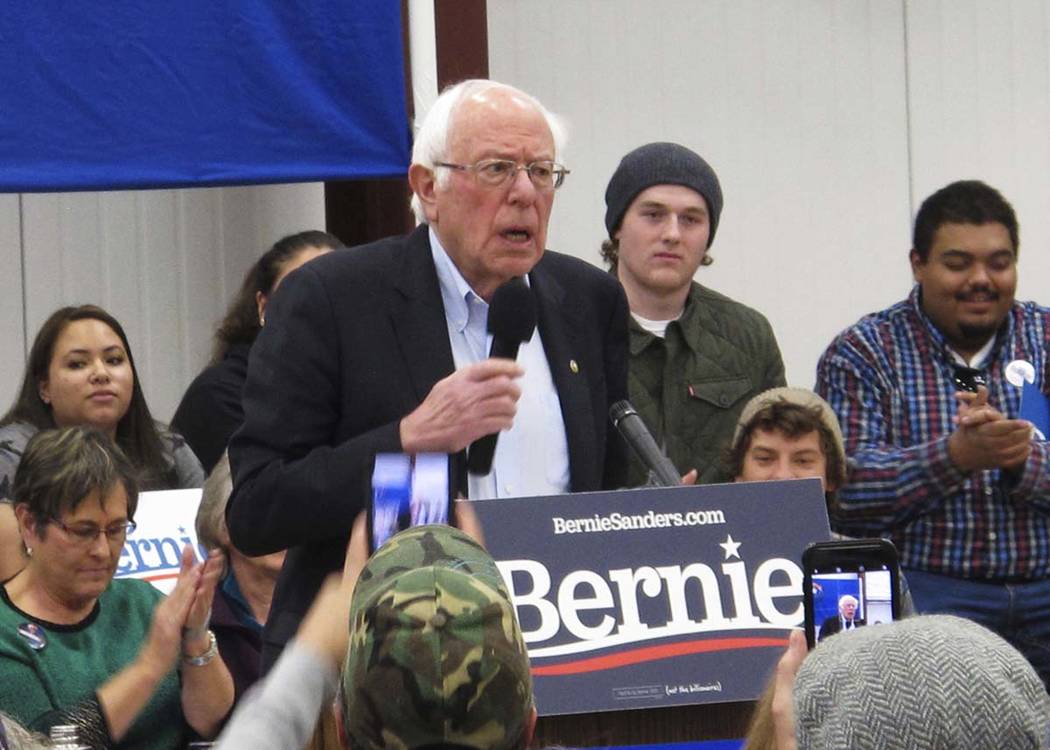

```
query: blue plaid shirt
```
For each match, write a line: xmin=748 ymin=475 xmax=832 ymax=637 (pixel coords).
xmin=816 ymin=286 xmax=1050 ymax=580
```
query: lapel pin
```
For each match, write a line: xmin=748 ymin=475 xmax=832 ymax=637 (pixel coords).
xmin=1005 ymin=359 xmax=1036 ymax=387
xmin=569 ymin=359 xmax=579 ymax=374
xmin=17 ymin=622 xmax=46 ymax=651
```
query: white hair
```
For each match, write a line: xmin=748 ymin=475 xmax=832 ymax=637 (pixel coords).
xmin=838 ymin=594 xmax=859 ymax=609
xmin=196 ymin=451 xmax=232 ymax=553
xmin=409 ymin=79 xmax=568 ymax=223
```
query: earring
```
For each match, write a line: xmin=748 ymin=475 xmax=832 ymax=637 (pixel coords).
xmin=259 ymin=314 xmax=265 ymax=327
xmin=24 ymin=547 xmax=31 ymax=557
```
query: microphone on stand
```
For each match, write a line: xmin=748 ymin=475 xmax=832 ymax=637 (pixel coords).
xmin=467 ymin=277 xmax=537 ymax=475
xmin=609 ymin=400 xmax=681 ymax=487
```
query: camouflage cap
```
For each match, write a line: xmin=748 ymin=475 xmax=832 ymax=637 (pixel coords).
xmin=342 ymin=524 xmax=534 ymax=750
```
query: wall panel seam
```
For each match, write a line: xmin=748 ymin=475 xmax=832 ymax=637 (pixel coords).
xmin=17 ymin=194 xmax=27 ymax=360
xmin=902 ymin=0 xmax=915 ymax=221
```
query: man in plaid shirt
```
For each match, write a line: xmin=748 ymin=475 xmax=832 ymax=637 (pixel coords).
xmin=816 ymin=180 xmax=1050 ymax=686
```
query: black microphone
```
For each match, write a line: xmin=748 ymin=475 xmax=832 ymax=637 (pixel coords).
xmin=609 ymin=400 xmax=681 ymax=487
xmin=467 ymin=277 xmax=537 ymax=476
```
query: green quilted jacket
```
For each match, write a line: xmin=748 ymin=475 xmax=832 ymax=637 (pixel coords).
xmin=627 ymin=281 xmax=785 ymax=486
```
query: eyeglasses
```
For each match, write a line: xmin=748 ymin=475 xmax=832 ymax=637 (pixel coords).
xmin=952 ymin=365 xmax=987 ymax=393
xmin=434 ymin=159 xmax=570 ymax=190
xmin=50 ymin=518 xmax=136 ymax=546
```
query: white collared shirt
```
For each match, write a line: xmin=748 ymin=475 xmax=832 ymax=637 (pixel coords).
xmin=430 ymin=228 xmax=570 ymax=500
xmin=949 ymin=335 xmax=995 ymax=369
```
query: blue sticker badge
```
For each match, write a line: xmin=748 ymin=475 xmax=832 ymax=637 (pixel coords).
xmin=17 ymin=622 xmax=46 ymax=651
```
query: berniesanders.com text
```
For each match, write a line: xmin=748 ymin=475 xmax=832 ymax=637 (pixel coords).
xmin=551 ymin=509 xmax=726 ymax=535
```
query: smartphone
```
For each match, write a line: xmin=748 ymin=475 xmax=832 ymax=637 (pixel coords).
xmin=368 ymin=453 xmax=452 ymax=552
xmin=802 ymin=538 xmax=901 ymax=649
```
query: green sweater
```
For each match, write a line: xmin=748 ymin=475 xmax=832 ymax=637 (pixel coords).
xmin=0 ymin=578 xmax=186 ymax=749
xmin=628 ymin=282 xmax=786 ymax=486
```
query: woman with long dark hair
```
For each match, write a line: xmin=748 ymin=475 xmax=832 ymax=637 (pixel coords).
xmin=0 ymin=304 xmax=203 ymax=579
xmin=172 ymin=230 xmax=341 ymax=473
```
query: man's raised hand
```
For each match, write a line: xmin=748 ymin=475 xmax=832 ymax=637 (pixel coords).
xmin=400 ymin=359 xmax=524 ymax=454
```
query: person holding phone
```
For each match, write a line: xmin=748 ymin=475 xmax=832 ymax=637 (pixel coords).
xmin=744 ymin=616 xmax=1049 ymax=750
xmin=214 ymin=508 xmax=536 ymax=750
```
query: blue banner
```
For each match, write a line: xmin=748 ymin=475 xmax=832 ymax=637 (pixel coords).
xmin=472 ymin=479 xmax=831 ymax=716
xmin=0 ymin=2 xmax=411 ymax=191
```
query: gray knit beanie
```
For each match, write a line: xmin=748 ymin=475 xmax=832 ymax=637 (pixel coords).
xmin=604 ymin=142 xmax=723 ymax=246
xmin=794 ymin=615 xmax=1050 ymax=749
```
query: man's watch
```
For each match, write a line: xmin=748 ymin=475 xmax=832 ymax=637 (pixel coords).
xmin=182 ymin=629 xmax=218 ymax=667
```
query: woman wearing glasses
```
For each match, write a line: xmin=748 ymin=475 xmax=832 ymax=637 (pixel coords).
xmin=0 ymin=427 xmax=233 ymax=749
xmin=0 ymin=305 xmax=204 ymax=581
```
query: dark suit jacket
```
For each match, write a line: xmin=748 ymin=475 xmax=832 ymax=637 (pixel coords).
xmin=227 ymin=225 xmax=629 ymax=668
xmin=818 ymin=615 xmax=866 ymax=641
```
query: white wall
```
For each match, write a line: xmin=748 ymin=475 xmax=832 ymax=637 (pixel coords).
xmin=489 ymin=0 xmax=1050 ymax=387
xmin=1 ymin=183 xmax=325 ymax=421
xmin=0 ymin=197 xmax=24 ymax=412
xmin=905 ymin=0 xmax=1050 ymax=296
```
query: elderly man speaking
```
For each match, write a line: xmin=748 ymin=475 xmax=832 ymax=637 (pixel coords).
xmin=228 ymin=80 xmax=629 ymax=670
xmin=818 ymin=594 xmax=866 ymax=642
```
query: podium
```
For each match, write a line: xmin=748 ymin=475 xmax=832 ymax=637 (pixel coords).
xmin=470 ymin=478 xmax=830 ymax=746
xmin=535 ymin=700 xmax=755 ymax=746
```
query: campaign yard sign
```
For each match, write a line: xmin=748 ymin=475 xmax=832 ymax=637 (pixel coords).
xmin=472 ymin=478 xmax=830 ymax=716
xmin=114 ymin=489 xmax=205 ymax=594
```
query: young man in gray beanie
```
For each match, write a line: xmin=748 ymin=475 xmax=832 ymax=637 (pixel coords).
xmin=602 ymin=142 xmax=785 ymax=486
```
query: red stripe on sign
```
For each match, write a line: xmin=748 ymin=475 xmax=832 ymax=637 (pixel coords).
xmin=142 ymin=572 xmax=180 ymax=582
xmin=531 ymin=636 xmax=788 ymax=676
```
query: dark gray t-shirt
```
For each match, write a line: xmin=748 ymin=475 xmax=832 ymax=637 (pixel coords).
xmin=0 ymin=421 xmax=204 ymax=501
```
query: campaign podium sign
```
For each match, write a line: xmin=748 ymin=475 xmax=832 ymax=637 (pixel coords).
xmin=472 ymin=478 xmax=830 ymax=716
xmin=114 ymin=489 xmax=205 ymax=593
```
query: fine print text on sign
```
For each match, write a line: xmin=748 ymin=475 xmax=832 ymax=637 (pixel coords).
xmin=472 ymin=478 xmax=830 ymax=716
